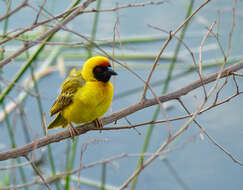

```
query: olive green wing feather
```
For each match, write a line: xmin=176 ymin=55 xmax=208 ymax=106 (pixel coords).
xmin=50 ymin=69 xmax=85 ymax=116
xmin=50 ymin=87 xmax=75 ymax=116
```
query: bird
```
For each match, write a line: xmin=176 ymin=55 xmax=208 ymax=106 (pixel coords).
xmin=47 ymin=56 xmax=117 ymax=140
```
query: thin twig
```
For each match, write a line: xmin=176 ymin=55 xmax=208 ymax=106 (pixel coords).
xmin=0 ymin=0 xmax=96 ymax=67
xmin=0 ymin=0 xmax=28 ymax=22
xmin=141 ymin=0 xmax=211 ymax=100
xmin=0 ymin=143 xmax=190 ymax=190
xmin=24 ymin=155 xmax=52 ymax=190
xmin=226 ymin=0 xmax=236 ymax=57
xmin=0 ymin=1 xmax=165 ymax=46
xmin=119 ymin=42 xmax=230 ymax=189
xmin=199 ymin=21 xmax=216 ymax=98
xmin=33 ymin=0 xmax=47 ymax=25
xmin=177 ymin=98 xmax=243 ymax=166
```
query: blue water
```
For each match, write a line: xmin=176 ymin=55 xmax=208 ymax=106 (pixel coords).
xmin=0 ymin=0 xmax=243 ymax=189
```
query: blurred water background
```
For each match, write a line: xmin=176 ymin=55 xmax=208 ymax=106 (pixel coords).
xmin=0 ymin=0 xmax=243 ymax=189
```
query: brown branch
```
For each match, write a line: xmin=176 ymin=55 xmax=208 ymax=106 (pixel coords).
xmin=0 ymin=0 xmax=28 ymax=22
xmin=231 ymin=72 xmax=243 ymax=77
xmin=0 ymin=143 xmax=188 ymax=190
xmin=177 ymin=98 xmax=243 ymax=166
xmin=0 ymin=61 xmax=242 ymax=161
xmin=199 ymin=21 xmax=216 ymax=98
xmin=0 ymin=1 xmax=165 ymax=49
xmin=33 ymin=0 xmax=47 ymax=25
xmin=119 ymin=47 xmax=230 ymax=189
xmin=0 ymin=0 xmax=96 ymax=67
xmin=226 ymin=0 xmax=236 ymax=57
xmin=24 ymin=155 xmax=52 ymax=190
xmin=141 ymin=0 xmax=211 ymax=99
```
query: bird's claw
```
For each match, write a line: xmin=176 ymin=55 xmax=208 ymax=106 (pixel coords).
xmin=68 ymin=123 xmax=79 ymax=141
xmin=95 ymin=118 xmax=103 ymax=133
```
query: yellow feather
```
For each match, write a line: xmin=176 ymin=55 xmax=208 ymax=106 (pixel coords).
xmin=47 ymin=56 xmax=116 ymax=130
xmin=62 ymin=81 xmax=113 ymax=124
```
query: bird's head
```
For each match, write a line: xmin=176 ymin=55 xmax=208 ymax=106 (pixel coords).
xmin=82 ymin=56 xmax=117 ymax=82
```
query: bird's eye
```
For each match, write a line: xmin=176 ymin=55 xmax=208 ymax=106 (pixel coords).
xmin=94 ymin=66 xmax=104 ymax=73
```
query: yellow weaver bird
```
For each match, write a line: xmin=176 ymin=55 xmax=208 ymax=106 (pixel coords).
xmin=47 ymin=56 xmax=117 ymax=140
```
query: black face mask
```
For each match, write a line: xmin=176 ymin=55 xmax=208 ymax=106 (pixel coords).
xmin=93 ymin=66 xmax=118 ymax=82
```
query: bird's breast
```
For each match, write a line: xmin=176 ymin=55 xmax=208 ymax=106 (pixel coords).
xmin=63 ymin=81 xmax=114 ymax=124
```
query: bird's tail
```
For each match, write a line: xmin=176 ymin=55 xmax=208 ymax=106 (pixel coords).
xmin=47 ymin=113 xmax=67 ymax=129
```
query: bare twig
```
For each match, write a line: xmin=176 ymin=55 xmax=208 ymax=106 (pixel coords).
xmin=33 ymin=0 xmax=47 ymax=25
xmin=226 ymin=0 xmax=237 ymax=57
xmin=0 ymin=0 xmax=28 ymax=22
xmin=178 ymin=98 xmax=243 ymax=166
xmin=199 ymin=21 xmax=216 ymax=98
xmin=119 ymin=40 xmax=232 ymax=189
xmin=0 ymin=143 xmax=190 ymax=190
xmin=0 ymin=160 xmax=32 ymax=171
xmin=0 ymin=1 xmax=165 ymax=46
xmin=24 ymin=155 xmax=52 ymax=190
xmin=231 ymin=72 xmax=243 ymax=77
xmin=141 ymin=0 xmax=211 ymax=100
xmin=0 ymin=0 xmax=96 ymax=67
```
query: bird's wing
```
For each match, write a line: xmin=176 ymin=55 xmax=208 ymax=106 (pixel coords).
xmin=50 ymin=69 xmax=85 ymax=116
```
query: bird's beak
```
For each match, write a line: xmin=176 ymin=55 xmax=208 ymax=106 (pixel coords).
xmin=107 ymin=67 xmax=118 ymax=76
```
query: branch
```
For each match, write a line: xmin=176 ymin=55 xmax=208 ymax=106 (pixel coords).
xmin=0 ymin=1 xmax=165 ymax=46
xmin=0 ymin=0 xmax=96 ymax=67
xmin=141 ymin=0 xmax=211 ymax=99
xmin=0 ymin=0 xmax=28 ymax=22
xmin=0 ymin=61 xmax=242 ymax=161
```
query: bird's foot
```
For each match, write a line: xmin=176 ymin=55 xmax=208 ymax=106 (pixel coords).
xmin=94 ymin=118 xmax=103 ymax=133
xmin=68 ymin=123 xmax=79 ymax=141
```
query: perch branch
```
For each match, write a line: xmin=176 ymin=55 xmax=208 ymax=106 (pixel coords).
xmin=0 ymin=61 xmax=242 ymax=161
